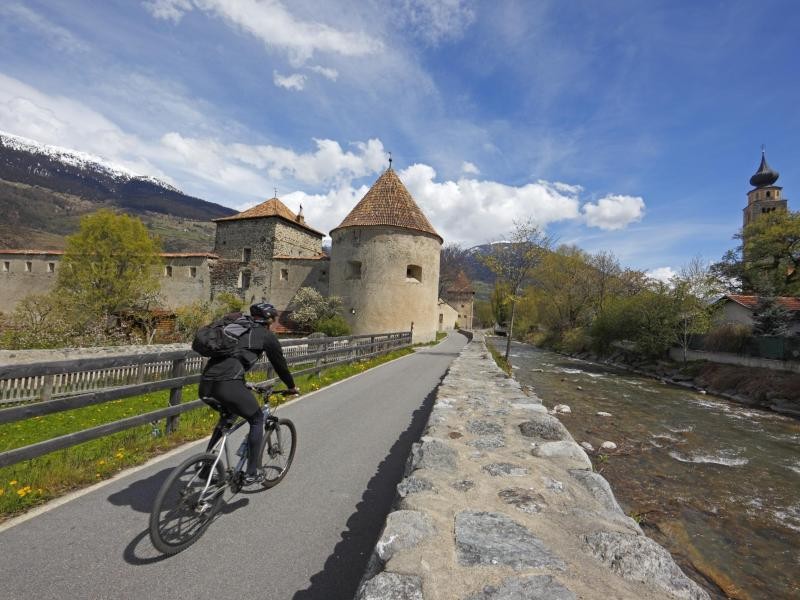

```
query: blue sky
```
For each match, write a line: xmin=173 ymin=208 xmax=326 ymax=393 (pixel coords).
xmin=1 ymin=0 xmax=798 ymax=280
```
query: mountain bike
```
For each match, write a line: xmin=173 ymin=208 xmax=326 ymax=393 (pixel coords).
xmin=149 ymin=381 xmax=298 ymax=555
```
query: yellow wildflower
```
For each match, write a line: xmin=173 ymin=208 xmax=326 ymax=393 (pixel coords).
xmin=98 ymin=460 xmax=106 ymax=465
xmin=9 ymin=480 xmax=17 ymax=486
xmin=0 ymin=489 xmax=4 ymax=496
xmin=115 ymin=452 xmax=124 ymax=459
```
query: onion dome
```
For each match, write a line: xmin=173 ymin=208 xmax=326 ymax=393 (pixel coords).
xmin=331 ymin=168 xmax=442 ymax=242
xmin=749 ymin=149 xmax=780 ymax=188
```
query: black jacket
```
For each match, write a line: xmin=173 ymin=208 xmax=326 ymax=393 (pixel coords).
xmin=201 ymin=324 xmax=295 ymax=388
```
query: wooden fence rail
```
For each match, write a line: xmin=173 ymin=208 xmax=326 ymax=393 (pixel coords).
xmin=0 ymin=331 xmax=411 ymax=468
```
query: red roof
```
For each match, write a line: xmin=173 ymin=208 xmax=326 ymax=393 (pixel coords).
xmin=272 ymin=253 xmax=329 ymax=261
xmin=213 ymin=197 xmax=324 ymax=237
xmin=726 ymin=294 xmax=800 ymax=312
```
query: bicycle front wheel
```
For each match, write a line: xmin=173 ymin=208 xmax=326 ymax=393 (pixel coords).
xmin=149 ymin=452 xmax=226 ymax=555
xmin=262 ymin=418 xmax=297 ymax=488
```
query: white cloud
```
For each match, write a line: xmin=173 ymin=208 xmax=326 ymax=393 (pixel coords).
xmin=395 ymin=0 xmax=476 ymax=44
xmin=646 ymin=266 xmax=676 ymax=284
xmin=308 ymin=65 xmax=339 ymax=81
xmin=0 ymin=3 xmax=88 ymax=53
xmin=461 ymin=161 xmax=479 ymax=175
xmin=273 ymin=71 xmax=307 ymax=91
xmin=145 ymin=0 xmax=382 ymax=64
xmin=582 ymin=194 xmax=645 ymax=230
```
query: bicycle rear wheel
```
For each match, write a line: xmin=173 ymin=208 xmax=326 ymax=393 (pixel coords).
xmin=149 ymin=452 xmax=226 ymax=555
xmin=262 ymin=418 xmax=297 ymax=488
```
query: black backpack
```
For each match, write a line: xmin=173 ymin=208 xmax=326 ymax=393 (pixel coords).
xmin=192 ymin=312 xmax=254 ymax=358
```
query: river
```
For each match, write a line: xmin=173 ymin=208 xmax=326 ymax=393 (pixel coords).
xmin=488 ymin=338 xmax=800 ymax=600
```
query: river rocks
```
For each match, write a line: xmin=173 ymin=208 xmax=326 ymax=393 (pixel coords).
xmin=397 ymin=475 xmax=434 ymax=498
xmin=584 ymin=531 xmax=710 ymax=600
xmin=600 ymin=441 xmax=618 ymax=451
xmin=465 ymin=575 xmax=576 ymax=600
xmin=455 ymin=511 xmax=565 ymax=571
xmin=375 ymin=510 xmax=435 ymax=563
xmin=483 ymin=462 xmax=529 ymax=477
xmin=498 ymin=487 xmax=546 ymax=514
xmin=580 ymin=441 xmax=594 ymax=452
xmin=531 ymin=441 xmax=592 ymax=470
xmin=356 ymin=572 xmax=423 ymax=600
xmin=518 ymin=415 xmax=571 ymax=441
xmin=552 ymin=404 xmax=572 ymax=414
xmin=597 ymin=411 xmax=612 ymax=417
xmin=568 ymin=470 xmax=640 ymax=532
xmin=405 ymin=438 xmax=458 ymax=474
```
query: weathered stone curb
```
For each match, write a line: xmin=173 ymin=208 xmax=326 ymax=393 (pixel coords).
xmin=355 ymin=333 xmax=709 ymax=600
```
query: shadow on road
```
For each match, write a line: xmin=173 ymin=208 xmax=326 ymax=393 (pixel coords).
xmin=292 ymin=371 xmax=446 ymax=600
xmin=107 ymin=467 xmax=173 ymax=514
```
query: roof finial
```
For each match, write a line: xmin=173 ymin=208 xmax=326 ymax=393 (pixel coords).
xmin=274 ymin=187 xmax=278 ymax=198
xmin=388 ymin=151 xmax=393 ymax=170
xmin=761 ymin=144 xmax=766 ymax=156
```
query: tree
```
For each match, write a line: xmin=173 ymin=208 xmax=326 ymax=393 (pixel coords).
xmin=531 ymin=245 xmax=595 ymax=334
xmin=671 ymin=257 xmax=721 ymax=361
xmin=438 ymin=243 xmax=469 ymax=298
xmin=56 ymin=209 xmax=163 ymax=321
xmin=290 ymin=287 xmax=344 ymax=331
xmin=482 ymin=219 xmax=552 ymax=360
xmin=711 ymin=210 xmax=800 ymax=295
xmin=751 ymin=295 xmax=793 ymax=336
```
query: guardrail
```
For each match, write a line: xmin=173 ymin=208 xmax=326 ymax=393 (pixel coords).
xmin=0 ymin=331 xmax=411 ymax=468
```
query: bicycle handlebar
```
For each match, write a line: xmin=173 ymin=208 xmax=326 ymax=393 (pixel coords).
xmin=245 ymin=381 xmax=299 ymax=396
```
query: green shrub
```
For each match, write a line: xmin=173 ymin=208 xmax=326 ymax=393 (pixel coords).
xmin=703 ymin=322 xmax=751 ymax=353
xmin=560 ymin=327 xmax=591 ymax=353
xmin=313 ymin=314 xmax=351 ymax=337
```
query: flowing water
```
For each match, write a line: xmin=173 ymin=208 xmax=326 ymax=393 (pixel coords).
xmin=489 ymin=338 xmax=800 ymax=600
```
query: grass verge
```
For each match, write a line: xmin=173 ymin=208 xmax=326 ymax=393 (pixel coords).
xmin=486 ymin=338 xmax=512 ymax=375
xmin=0 ymin=346 xmax=413 ymax=521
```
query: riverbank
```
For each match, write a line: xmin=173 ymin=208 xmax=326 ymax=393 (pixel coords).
xmin=356 ymin=333 xmax=709 ymax=600
xmin=560 ymin=346 xmax=800 ymax=419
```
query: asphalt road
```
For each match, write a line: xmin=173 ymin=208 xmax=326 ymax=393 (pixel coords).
xmin=0 ymin=333 xmax=467 ymax=600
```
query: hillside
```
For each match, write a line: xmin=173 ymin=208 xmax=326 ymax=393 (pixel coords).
xmin=0 ymin=132 xmax=233 ymax=251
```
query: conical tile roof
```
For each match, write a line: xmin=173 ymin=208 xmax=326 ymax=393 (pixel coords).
xmin=447 ymin=270 xmax=474 ymax=294
xmin=331 ymin=169 xmax=442 ymax=242
xmin=214 ymin=197 xmax=324 ymax=236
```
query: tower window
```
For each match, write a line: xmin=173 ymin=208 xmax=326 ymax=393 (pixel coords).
xmin=280 ymin=268 xmax=289 ymax=281
xmin=242 ymin=248 xmax=251 ymax=262
xmin=2 ymin=261 xmax=9 ymax=272
xmin=347 ymin=261 xmax=362 ymax=280
xmin=25 ymin=261 xmax=32 ymax=272
xmin=47 ymin=262 xmax=55 ymax=273
xmin=406 ymin=264 xmax=422 ymax=282
xmin=238 ymin=270 xmax=251 ymax=289
xmin=766 ymin=191 xmax=771 ymax=198
xmin=190 ymin=266 xmax=197 ymax=278
xmin=165 ymin=265 xmax=173 ymax=277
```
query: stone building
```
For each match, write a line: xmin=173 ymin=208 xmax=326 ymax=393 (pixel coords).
xmin=1 ymin=173 xmax=444 ymax=339
xmin=209 ymin=197 xmax=329 ymax=317
xmin=441 ymin=270 xmax=475 ymax=330
xmin=330 ymin=167 xmax=442 ymax=343
xmin=0 ymin=249 xmax=216 ymax=311
xmin=744 ymin=149 xmax=789 ymax=228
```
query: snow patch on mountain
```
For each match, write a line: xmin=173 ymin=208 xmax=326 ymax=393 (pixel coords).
xmin=0 ymin=130 xmax=181 ymax=193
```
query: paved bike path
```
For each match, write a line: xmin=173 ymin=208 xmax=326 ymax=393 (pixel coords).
xmin=0 ymin=333 xmax=466 ymax=600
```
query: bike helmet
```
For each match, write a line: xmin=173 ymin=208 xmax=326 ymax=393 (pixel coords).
xmin=250 ymin=302 xmax=278 ymax=323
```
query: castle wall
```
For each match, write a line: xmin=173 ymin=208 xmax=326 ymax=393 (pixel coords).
xmin=0 ymin=251 xmax=215 ymax=313
xmin=330 ymin=226 xmax=441 ymax=343
xmin=443 ymin=291 xmax=474 ymax=329
xmin=0 ymin=252 xmax=62 ymax=312
xmin=269 ymin=257 xmax=330 ymax=308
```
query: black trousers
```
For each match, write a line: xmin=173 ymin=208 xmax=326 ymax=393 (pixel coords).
xmin=200 ymin=378 xmax=265 ymax=475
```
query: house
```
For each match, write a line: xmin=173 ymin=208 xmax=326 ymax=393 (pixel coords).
xmin=714 ymin=294 xmax=800 ymax=335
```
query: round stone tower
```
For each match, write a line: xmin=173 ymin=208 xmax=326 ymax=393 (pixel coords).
xmin=330 ymin=167 xmax=442 ymax=342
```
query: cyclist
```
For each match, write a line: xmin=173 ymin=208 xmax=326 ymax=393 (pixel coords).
xmin=199 ymin=302 xmax=299 ymax=485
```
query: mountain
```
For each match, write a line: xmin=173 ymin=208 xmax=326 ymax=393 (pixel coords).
xmin=0 ymin=132 xmax=235 ymax=251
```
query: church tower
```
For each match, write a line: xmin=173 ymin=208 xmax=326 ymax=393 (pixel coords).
xmin=743 ymin=149 xmax=788 ymax=228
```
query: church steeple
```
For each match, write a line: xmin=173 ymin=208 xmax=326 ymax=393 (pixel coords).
xmin=749 ymin=148 xmax=780 ymax=188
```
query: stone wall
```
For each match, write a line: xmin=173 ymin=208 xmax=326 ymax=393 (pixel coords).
xmin=0 ymin=251 xmax=62 ymax=310
xmin=356 ymin=333 xmax=709 ymax=600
